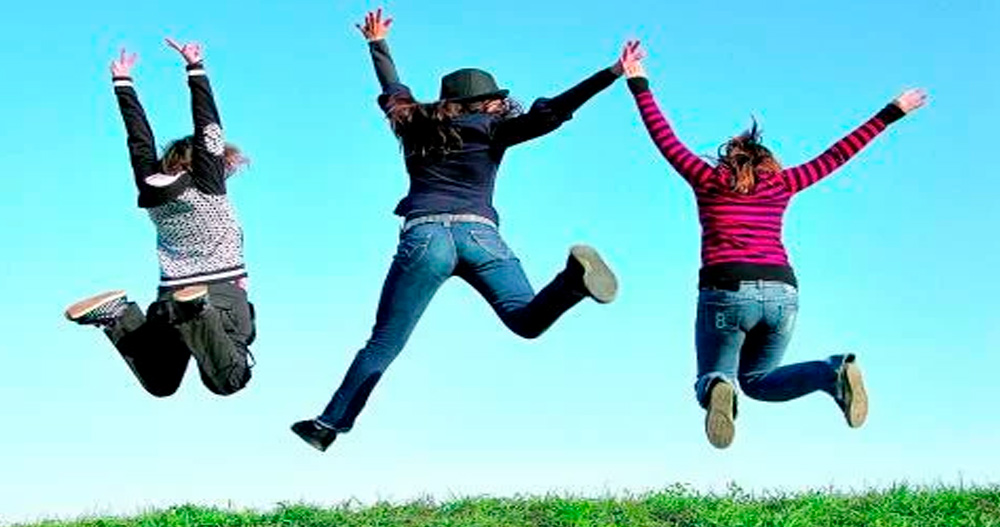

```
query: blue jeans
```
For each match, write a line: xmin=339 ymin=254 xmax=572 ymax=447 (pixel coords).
xmin=318 ymin=221 xmax=588 ymax=430
xmin=694 ymin=280 xmax=847 ymax=409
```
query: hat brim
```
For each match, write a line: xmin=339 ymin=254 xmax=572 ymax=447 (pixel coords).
xmin=443 ymin=89 xmax=509 ymax=103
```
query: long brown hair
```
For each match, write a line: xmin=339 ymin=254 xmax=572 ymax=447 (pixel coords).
xmin=383 ymin=93 xmax=522 ymax=158
xmin=717 ymin=120 xmax=781 ymax=194
xmin=161 ymin=135 xmax=249 ymax=176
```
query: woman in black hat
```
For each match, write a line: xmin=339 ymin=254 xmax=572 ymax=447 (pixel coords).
xmin=292 ymin=9 xmax=637 ymax=451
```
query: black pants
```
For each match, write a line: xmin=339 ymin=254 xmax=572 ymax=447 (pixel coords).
xmin=103 ymin=281 xmax=256 ymax=397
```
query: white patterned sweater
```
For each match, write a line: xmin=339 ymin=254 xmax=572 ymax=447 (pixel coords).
xmin=114 ymin=64 xmax=247 ymax=288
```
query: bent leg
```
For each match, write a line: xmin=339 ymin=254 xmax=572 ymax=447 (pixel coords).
xmin=318 ymin=224 xmax=455 ymax=431
xmin=456 ymin=225 xmax=585 ymax=339
xmin=694 ymin=289 xmax=751 ymax=407
xmin=174 ymin=282 xmax=255 ymax=396
xmin=105 ymin=300 xmax=191 ymax=397
xmin=737 ymin=289 xmax=838 ymax=401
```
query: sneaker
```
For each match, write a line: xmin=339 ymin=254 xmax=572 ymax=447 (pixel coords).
xmin=837 ymin=356 xmax=868 ymax=428
xmin=567 ymin=245 xmax=618 ymax=304
xmin=172 ymin=284 xmax=208 ymax=303
xmin=65 ymin=290 xmax=128 ymax=327
xmin=291 ymin=419 xmax=337 ymax=452
xmin=705 ymin=379 xmax=736 ymax=449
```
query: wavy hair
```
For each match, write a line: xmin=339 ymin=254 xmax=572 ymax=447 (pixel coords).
xmin=383 ymin=93 xmax=523 ymax=158
xmin=161 ymin=135 xmax=249 ymax=177
xmin=716 ymin=120 xmax=782 ymax=194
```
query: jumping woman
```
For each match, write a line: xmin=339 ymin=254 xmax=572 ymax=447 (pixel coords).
xmin=65 ymin=39 xmax=255 ymax=397
xmin=621 ymin=47 xmax=926 ymax=448
xmin=292 ymin=9 xmax=633 ymax=451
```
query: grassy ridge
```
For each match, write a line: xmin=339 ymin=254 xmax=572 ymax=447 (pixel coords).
xmin=18 ymin=485 xmax=1000 ymax=527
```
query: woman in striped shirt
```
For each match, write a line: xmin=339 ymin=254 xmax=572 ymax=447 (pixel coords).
xmin=621 ymin=43 xmax=926 ymax=448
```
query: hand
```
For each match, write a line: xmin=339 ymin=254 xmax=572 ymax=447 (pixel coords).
xmin=613 ymin=40 xmax=646 ymax=78
xmin=893 ymin=88 xmax=927 ymax=114
xmin=165 ymin=38 xmax=204 ymax=65
xmin=110 ymin=48 xmax=138 ymax=77
xmin=356 ymin=8 xmax=393 ymax=41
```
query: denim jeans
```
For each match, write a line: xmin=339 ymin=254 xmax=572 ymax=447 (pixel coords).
xmin=318 ymin=220 xmax=588 ymax=430
xmin=694 ymin=280 xmax=847 ymax=408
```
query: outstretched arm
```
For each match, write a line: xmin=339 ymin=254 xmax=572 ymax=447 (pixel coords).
xmin=780 ymin=88 xmax=927 ymax=193
xmin=166 ymin=38 xmax=227 ymax=195
xmin=493 ymin=45 xmax=626 ymax=147
xmin=111 ymin=49 xmax=159 ymax=190
xmin=356 ymin=8 xmax=413 ymax=113
xmin=622 ymin=42 xmax=714 ymax=188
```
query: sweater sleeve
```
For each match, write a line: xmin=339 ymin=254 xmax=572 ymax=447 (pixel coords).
xmin=186 ymin=62 xmax=227 ymax=195
xmin=627 ymin=77 xmax=714 ymax=188
xmin=369 ymin=39 xmax=416 ymax=114
xmin=779 ymin=103 xmax=903 ymax=193
xmin=113 ymin=76 xmax=159 ymax=190
xmin=493 ymin=67 xmax=620 ymax=147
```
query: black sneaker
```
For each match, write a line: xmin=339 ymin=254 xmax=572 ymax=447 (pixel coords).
xmin=65 ymin=290 xmax=128 ymax=327
xmin=705 ymin=379 xmax=736 ymax=449
xmin=567 ymin=245 xmax=618 ymax=304
xmin=836 ymin=355 xmax=868 ymax=428
xmin=291 ymin=419 xmax=337 ymax=452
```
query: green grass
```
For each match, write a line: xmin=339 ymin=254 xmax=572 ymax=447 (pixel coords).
xmin=15 ymin=485 xmax=1000 ymax=527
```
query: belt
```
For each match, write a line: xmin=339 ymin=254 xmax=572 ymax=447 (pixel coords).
xmin=401 ymin=213 xmax=497 ymax=233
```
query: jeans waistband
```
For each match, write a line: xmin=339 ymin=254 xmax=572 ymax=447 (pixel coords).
xmin=402 ymin=213 xmax=497 ymax=233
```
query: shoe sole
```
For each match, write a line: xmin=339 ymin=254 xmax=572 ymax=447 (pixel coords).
xmin=843 ymin=361 xmax=868 ymax=428
xmin=65 ymin=290 xmax=126 ymax=321
xmin=570 ymin=245 xmax=618 ymax=304
xmin=172 ymin=285 xmax=209 ymax=303
xmin=705 ymin=381 xmax=735 ymax=449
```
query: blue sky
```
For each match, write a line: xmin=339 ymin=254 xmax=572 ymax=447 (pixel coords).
xmin=1 ymin=0 xmax=997 ymax=523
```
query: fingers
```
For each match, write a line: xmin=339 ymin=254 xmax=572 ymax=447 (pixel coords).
xmin=165 ymin=37 xmax=181 ymax=51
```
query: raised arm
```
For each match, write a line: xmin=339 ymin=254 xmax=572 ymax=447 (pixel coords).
xmin=111 ymin=49 xmax=159 ymax=190
xmin=356 ymin=8 xmax=414 ymax=113
xmin=622 ymin=43 xmax=713 ymax=188
xmin=492 ymin=43 xmax=628 ymax=147
xmin=165 ymin=38 xmax=227 ymax=195
xmin=780 ymin=89 xmax=927 ymax=193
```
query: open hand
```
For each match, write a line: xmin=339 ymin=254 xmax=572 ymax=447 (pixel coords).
xmin=356 ymin=8 xmax=393 ymax=41
xmin=165 ymin=38 xmax=204 ymax=65
xmin=110 ymin=48 xmax=138 ymax=77
xmin=893 ymin=88 xmax=927 ymax=114
xmin=614 ymin=40 xmax=646 ymax=78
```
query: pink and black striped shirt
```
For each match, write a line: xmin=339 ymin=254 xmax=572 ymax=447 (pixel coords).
xmin=628 ymin=77 xmax=904 ymax=288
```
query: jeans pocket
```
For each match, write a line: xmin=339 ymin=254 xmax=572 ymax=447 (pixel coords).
xmin=776 ymin=301 xmax=798 ymax=334
xmin=699 ymin=300 xmax=741 ymax=333
xmin=394 ymin=230 xmax=432 ymax=270
xmin=469 ymin=228 xmax=515 ymax=260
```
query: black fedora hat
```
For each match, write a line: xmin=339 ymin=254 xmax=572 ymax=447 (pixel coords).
xmin=439 ymin=68 xmax=509 ymax=102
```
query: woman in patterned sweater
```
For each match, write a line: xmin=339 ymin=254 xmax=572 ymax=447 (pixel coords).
xmin=65 ymin=39 xmax=255 ymax=397
xmin=621 ymin=45 xmax=926 ymax=448
xmin=291 ymin=9 xmax=633 ymax=452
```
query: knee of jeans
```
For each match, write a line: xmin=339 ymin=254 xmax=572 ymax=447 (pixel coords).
xmin=510 ymin=324 xmax=544 ymax=340
xmin=738 ymin=372 xmax=767 ymax=399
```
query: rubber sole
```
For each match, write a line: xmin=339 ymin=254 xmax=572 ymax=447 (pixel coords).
xmin=172 ymin=284 xmax=209 ymax=303
xmin=570 ymin=245 xmax=618 ymax=304
xmin=842 ymin=361 xmax=868 ymax=428
xmin=705 ymin=381 xmax=735 ymax=449
xmin=65 ymin=290 xmax=126 ymax=321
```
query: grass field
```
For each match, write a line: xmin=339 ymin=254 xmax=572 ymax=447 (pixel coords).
xmin=14 ymin=485 xmax=1000 ymax=527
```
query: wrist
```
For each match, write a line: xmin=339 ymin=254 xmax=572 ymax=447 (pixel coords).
xmin=627 ymin=76 xmax=650 ymax=94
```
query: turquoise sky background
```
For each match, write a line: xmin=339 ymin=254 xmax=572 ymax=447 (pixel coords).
xmin=1 ymin=0 xmax=997 ymax=523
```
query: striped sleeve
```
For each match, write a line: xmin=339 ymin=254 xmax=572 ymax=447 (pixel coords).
xmin=780 ymin=103 xmax=904 ymax=193
xmin=628 ymin=78 xmax=714 ymax=188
